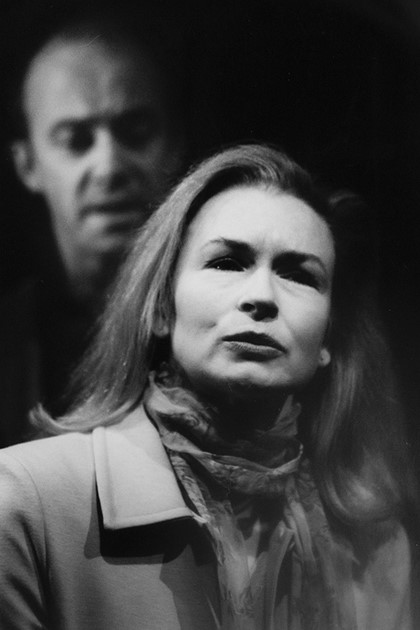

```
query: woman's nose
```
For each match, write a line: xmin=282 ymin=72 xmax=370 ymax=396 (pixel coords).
xmin=237 ymin=269 xmax=279 ymax=321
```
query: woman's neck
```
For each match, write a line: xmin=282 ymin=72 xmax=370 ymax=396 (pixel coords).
xmin=202 ymin=390 xmax=291 ymax=439
xmin=156 ymin=363 xmax=294 ymax=438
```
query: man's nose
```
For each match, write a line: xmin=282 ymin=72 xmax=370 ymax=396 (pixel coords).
xmin=237 ymin=268 xmax=279 ymax=321
xmin=89 ymin=128 xmax=129 ymax=186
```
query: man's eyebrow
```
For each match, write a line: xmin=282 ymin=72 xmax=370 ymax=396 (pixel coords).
xmin=205 ymin=238 xmax=328 ymax=273
xmin=49 ymin=119 xmax=88 ymax=140
xmin=49 ymin=106 xmax=154 ymax=136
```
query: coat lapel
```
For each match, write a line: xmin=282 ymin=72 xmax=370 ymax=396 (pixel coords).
xmin=92 ymin=406 xmax=193 ymax=529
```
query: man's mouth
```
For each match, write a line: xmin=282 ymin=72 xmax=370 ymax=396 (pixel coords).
xmin=81 ymin=199 xmax=147 ymax=217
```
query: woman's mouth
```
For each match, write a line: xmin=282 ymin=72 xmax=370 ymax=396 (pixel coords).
xmin=222 ymin=332 xmax=285 ymax=359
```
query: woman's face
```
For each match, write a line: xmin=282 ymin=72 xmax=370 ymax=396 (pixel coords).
xmin=171 ymin=185 xmax=335 ymax=400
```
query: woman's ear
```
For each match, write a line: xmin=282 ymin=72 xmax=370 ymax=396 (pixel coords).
xmin=318 ymin=347 xmax=331 ymax=368
xmin=152 ymin=312 xmax=170 ymax=338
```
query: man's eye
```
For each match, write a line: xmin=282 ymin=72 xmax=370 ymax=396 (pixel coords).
xmin=113 ymin=115 xmax=158 ymax=149
xmin=207 ymin=257 xmax=244 ymax=271
xmin=54 ymin=127 xmax=93 ymax=154
xmin=279 ymin=268 xmax=319 ymax=288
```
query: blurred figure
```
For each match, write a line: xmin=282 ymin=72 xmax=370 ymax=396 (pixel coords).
xmin=0 ymin=6 xmax=186 ymax=445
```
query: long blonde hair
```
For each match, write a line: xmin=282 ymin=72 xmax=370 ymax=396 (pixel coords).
xmin=34 ymin=143 xmax=414 ymax=526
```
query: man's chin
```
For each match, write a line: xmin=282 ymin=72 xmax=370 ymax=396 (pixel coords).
xmin=81 ymin=231 xmax=136 ymax=263
xmin=84 ymin=219 xmax=139 ymax=249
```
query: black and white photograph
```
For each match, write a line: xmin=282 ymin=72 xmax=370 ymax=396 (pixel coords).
xmin=0 ymin=1 xmax=419 ymax=627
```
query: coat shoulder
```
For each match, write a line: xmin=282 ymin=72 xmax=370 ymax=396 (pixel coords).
xmin=0 ymin=431 xmax=94 ymax=501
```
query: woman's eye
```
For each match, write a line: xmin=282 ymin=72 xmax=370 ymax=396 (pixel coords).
xmin=280 ymin=269 xmax=319 ymax=288
xmin=207 ymin=257 xmax=244 ymax=271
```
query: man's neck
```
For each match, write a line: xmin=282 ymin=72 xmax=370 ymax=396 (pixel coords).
xmin=63 ymin=249 xmax=123 ymax=312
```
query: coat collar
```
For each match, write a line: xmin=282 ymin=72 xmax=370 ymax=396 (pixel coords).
xmin=92 ymin=406 xmax=194 ymax=529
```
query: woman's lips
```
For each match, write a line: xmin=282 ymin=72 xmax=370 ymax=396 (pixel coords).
xmin=223 ymin=332 xmax=285 ymax=358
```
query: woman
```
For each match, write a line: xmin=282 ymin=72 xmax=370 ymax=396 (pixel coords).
xmin=0 ymin=144 xmax=416 ymax=629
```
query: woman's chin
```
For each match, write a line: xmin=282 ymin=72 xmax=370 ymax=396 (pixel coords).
xmin=194 ymin=371 xmax=291 ymax=404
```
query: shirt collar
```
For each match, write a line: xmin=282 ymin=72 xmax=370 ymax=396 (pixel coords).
xmin=92 ymin=406 xmax=194 ymax=529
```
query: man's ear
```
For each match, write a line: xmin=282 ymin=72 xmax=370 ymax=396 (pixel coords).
xmin=11 ymin=140 xmax=43 ymax=193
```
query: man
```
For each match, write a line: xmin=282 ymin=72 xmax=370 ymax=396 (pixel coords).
xmin=0 ymin=9 xmax=186 ymax=445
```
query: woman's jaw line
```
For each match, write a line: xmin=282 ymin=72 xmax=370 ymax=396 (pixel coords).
xmin=172 ymin=362 xmax=293 ymax=432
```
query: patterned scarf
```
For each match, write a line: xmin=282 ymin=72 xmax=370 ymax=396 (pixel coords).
xmin=143 ymin=368 xmax=357 ymax=630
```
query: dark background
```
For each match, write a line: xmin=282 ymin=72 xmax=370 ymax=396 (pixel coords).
xmin=1 ymin=0 xmax=420 ymax=440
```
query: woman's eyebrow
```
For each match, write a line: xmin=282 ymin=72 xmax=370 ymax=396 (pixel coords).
xmin=205 ymin=238 xmax=327 ymax=272
xmin=204 ymin=238 xmax=252 ymax=255
xmin=274 ymin=251 xmax=328 ymax=274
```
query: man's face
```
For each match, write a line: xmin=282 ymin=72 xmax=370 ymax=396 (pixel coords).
xmin=14 ymin=36 xmax=184 ymax=276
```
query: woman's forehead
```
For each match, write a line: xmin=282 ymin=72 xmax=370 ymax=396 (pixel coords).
xmin=183 ymin=185 xmax=335 ymax=266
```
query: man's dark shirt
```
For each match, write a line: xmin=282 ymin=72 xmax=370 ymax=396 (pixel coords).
xmin=0 ymin=274 xmax=96 ymax=446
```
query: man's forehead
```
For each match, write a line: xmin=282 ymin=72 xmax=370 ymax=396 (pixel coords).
xmin=23 ymin=36 xmax=165 ymax=124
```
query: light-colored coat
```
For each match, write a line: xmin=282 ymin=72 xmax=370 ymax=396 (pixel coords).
xmin=0 ymin=407 xmax=414 ymax=629
xmin=0 ymin=408 xmax=220 ymax=629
